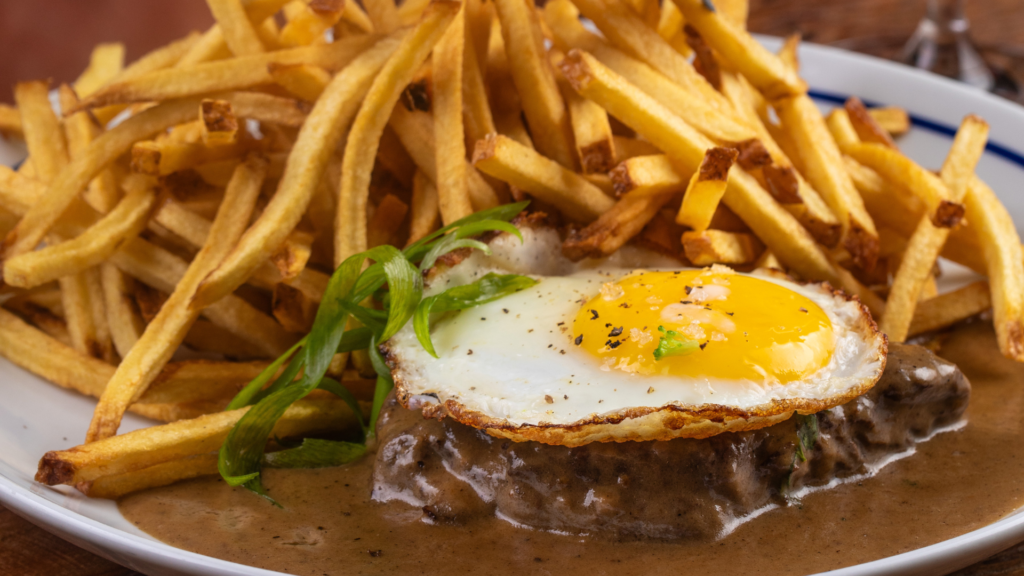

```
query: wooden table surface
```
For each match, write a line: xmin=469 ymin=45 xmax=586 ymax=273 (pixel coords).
xmin=4 ymin=0 xmax=1024 ymax=574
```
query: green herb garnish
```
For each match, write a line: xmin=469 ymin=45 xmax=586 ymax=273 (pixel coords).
xmin=218 ymin=202 xmax=532 ymax=502
xmin=652 ymin=325 xmax=699 ymax=360
xmin=794 ymin=413 xmax=819 ymax=462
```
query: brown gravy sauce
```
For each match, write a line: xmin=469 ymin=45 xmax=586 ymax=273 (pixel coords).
xmin=119 ymin=323 xmax=1024 ymax=575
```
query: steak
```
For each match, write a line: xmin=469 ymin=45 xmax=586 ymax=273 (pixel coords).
xmin=372 ymin=343 xmax=970 ymax=540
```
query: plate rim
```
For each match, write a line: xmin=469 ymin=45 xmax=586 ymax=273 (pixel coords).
xmin=3 ymin=37 xmax=1024 ymax=576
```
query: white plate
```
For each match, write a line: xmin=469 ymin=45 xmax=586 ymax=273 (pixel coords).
xmin=3 ymin=38 xmax=1024 ymax=576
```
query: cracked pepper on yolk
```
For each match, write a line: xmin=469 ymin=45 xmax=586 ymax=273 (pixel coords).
xmin=571 ymin=269 xmax=835 ymax=384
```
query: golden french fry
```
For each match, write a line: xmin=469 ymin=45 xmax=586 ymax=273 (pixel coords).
xmin=279 ymin=0 xmax=346 ymax=47
xmin=433 ymin=6 xmax=473 ymax=224
xmin=408 ymin=169 xmax=440 ymax=244
xmin=15 ymin=80 xmax=69 ymax=183
xmin=869 ymin=106 xmax=911 ymax=136
xmin=473 ymin=133 xmax=615 ymax=221
xmin=778 ymin=33 xmax=800 ymax=71
xmin=38 ymin=396 xmax=360 ymax=487
xmin=364 ymin=0 xmax=402 ymax=33
xmin=562 ymin=189 xmax=677 ymax=261
xmin=560 ymin=49 xmax=841 ymax=286
xmin=560 ymin=67 xmax=616 ymax=173
xmin=191 ymin=34 xmax=403 ymax=310
xmin=485 ymin=18 xmax=534 ymax=149
xmin=335 ymin=3 xmax=458 ymax=264
xmin=846 ymin=141 xmax=965 ymax=228
xmin=60 ymin=271 xmax=105 ymax=359
xmin=845 ymin=97 xmax=897 ymax=149
xmin=908 ymin=280 xmax=991 ymax=336
xmin=683 ymin=25 xmax=722 ymax=90
xmin=682 ymin=229 xmax=763 ymax=265
xmin=677 ymin=146 xmax=738 ymax=232
xmin=74 ymin=43 xmax=126 ymax=98
xmin=131 ymin=137 xmax=256 ymax=176
xmin=611 ymin=153 xmax=684 ymax=197
xmin=367 ymin=194 xmax=410 ymax=248
xmin=613 ymin=136 xmax=660 ymax=161
xmin=100 ymin=262 xmax=143 ymax=358
xmin=87 ymin=153 xmax=269 ymax=442
xmin=672 ymin=0 xmax=806 ymax=98
xmin=754 ymin=249 xmax=783 ymax=270
xmin=58 ymin=85 xmax=121 ymax=214
xmin=881 ymin=115 xmax=988 ymax=343
xmin=494 ymin=0 xmax=576 ymax=169
xmin=82 ymin=453 xmax=219 ymax=499
xmin=4 ymin=185 xmax=155 ymax=288
xmin=75 ymin=36 xmax=376 ymax=110
xmin=268 ymin=62 xmax=332 ymax=101
xmin=206 ymin=0 xmax=266 ymax=55
xmin=461 ymin=11 xmax=496 ymax=147
xmin=774 ymin=94 xmax=879 ymax=269
xmin=826 ymin=108 xmax=860 ymax=151
xmin=964 ymin=176 xmax=1024 ymax=360
xmin=0 ymin=104 xmax=22 ymax=136
xmin=200 ymin=99 xmax=238 ymax=145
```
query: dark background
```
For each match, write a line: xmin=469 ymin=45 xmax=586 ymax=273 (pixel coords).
xmin=3 ymin=0 xmax=1024 ymax=574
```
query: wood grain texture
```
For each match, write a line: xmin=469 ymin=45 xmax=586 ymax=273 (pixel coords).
xmin=4 ymin=0 xmax=1024 ymax=574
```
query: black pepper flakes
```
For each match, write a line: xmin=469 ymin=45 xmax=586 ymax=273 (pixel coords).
xmin=700 ymin=342 xmax=707 ymax=350
xmin=575 ymin=335 xmax=584 ymax=345
xmin=685 ymin=286 xmax=693 ymax=295
xmin=467 ymin=349 xmax=473 ymax=355
xmin=369 ymin=550 xmax=383 ymax=557
xmin=608 ymin=340 xmax=622 ymax=349
xmin=503 ymin=308 xmax=509 ymax=314
xmin=799 ymin=307 xmax=808 ymax=313
xmin=590 ymin=309 xmax=599 ymax=320
xmin=545 ymin=395 xmax=554 ymax=404
xmin=608 ymin=326 xmax=623 ymax=337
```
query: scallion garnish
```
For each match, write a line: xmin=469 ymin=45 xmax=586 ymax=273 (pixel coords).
xmin=217 ymin=202 xmax=533 ymax=502
xmin=652 ymin=325 xmax=699 ymax=361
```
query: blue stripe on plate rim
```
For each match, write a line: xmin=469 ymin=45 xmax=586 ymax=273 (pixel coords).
xmin=809 ymin=88 xmax=1024 ymax=169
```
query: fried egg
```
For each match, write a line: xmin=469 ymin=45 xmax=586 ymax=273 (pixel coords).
xmin=384 ymin=222 xmax=887 ymax=447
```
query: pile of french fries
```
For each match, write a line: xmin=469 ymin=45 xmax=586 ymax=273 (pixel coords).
xmin=1 ymin=0 xmax=1021 ymax=499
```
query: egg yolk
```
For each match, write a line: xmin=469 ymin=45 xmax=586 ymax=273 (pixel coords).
xmin=571 ymin=269 xmax=835 ymax=384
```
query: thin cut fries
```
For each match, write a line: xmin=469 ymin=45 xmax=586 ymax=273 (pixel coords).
xmin=15 ymin=81 xmax=69 ymax=183
xmin=335 ymin=3 xmax=459 ymax=264
xmin=561 ymin=69 xmax=616 ymax=173
xmin=610 ymin=154 xmax=684 ymax=197
xmin=268 ymin=62 xmax=332 ymax=101
xmin=907 ymin=282 xmax=992 ymax=337
xmin=881 ymin=115 xmax=988 ymax=343
xmin=0 ymin=104 xmax=22 ymax=136
xmin=191 ymin=35 xmax=403 ymax=309
xmin=562 ymin=189 xmax=676 ymax=260
xmin=433 ymin=6 xmax=473 ymax=224
xmin=74 ymin=43 xmax=126 ymax=98
xmin=869 ymin=106 xmax=911 ymax=136
xmin=408 ymin=170 xmax=440 ymax=244
xmin=87 ymin=154 xmax=269 ymax=442
xmin=845 ymin=97 xmax=897 ymax=149
xmin=207 ymin=0 xmax=266 ymax=56
xmin=200 ymin=99 xmax=239 ymax=145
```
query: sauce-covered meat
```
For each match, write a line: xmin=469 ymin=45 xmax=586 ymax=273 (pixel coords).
xmin=373 ymin=343 xmax=969 ymax=540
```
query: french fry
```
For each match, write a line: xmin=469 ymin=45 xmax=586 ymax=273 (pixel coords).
xmin=4 ymin=185 xmax=155 ymax=288
xmin=826 ymin=108 xmax=860 ymax=151
xmin=200 ymin=99 xmax=238 ymax=145
xmin=86 ymin=153 xmax=269 ymax=442
xmin=100 ymin=262 xmax=144 ymax=358
xmin=15 ymin=80 xmax=69 ymax=183
xmin=562 ymin=190 xmax=677 ymax=260
xmin=206 ymin=0 xmax=266 ymax=56
xmin=74 ymin=43 xmax=126 ymax=98
xmin=38 ymin=396 xmax=360 ymax=487
xmin=774 ymin=94 xmax=879 ymax=269
xmin=60 ymin=272 xmax=104 ymax=359
xmin=335 ymin=3 xmax=459 ymax=264
xmin=672 ymin=0 xmax=806 ymax=98
xmin=4 ymin=297 xmax=73 ymax=346
xmin=493 ymin=0 xmax=576 ymax=169
xmin=408 ymin=169 xmax=440 ymax=244
xmin=569 ymin=0 xmax=730 ymax=109
xmin=881 ymin=115 xmax=988 ymax=343
xmin=191 ymin=35 xmax=403 ymax=309
xmin=777 ymin=33 xmax=800 ymax=72
xmin=268 ymin=62 xmax=332 ymax=101
xmin=559 ymin=50 xmax=841 ymax=286
xmin=84 ymin=268 xmax=116 ymax=363
xmin=0 ymin=104 xmax=22 ymax=136
xmin=364 ymin=0 xmax=402 ymax=34
xmin=683 ymin=25 xmax=722 ymax=90
xmin=131 ymin=137 xmax=256 ymax=176
xmin=869 ymin=106 xmax=911 ymax=136
xmin=486 ymin=18 xmax=534 ymax=149
xmin=461 ymin=10 xmax=496 ymax=147
xmin=908 ymin=279 xmax=991 ymax=336
xmin=82 ymin=453 xmax=220 ymax=499
xmin=473 ymin=133 xmax=615 ymax=221
xmin=613 ymin=136 xmax=660 ymax=161
xmin=846 ymin=141 xmax=965 ymax=228
xmin=845 ymin=97 xmax=897 ymax=149
xmin=682 ymin=230 xmax=763 ymax=265
xmin=677 ymin=146 xmax=738 ymax=232
xmin=560 ymin=68 xmax=616 ymax=173
xmin=75 ymin=36 xmax=377 ymax=110
xmin=58 ymin=85 xmax=121 ymax=214
xmin=611 ymin=154 xmax=684 ymax=197
xmin=279 ymin=0 xmax=347 ymax=47
xmin=433 ymin=6 xmax=473 ymax=225
xmin=964 ymin=176 xmax=1024 ymax=360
